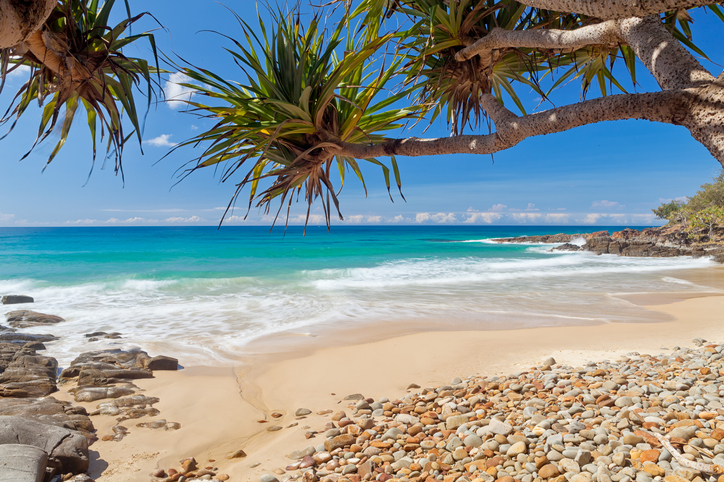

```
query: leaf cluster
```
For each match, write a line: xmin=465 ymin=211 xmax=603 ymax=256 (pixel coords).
xmin=0 ymin=0 xmax=160 ymax=175
xmin=172 ymin=8 xmax=420 ymax=230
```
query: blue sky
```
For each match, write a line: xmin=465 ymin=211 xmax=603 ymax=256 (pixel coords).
xmin=0 ymin=1 xmax=722 ymax=227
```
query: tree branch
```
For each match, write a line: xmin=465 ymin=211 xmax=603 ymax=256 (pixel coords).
xmin=618 ymin=15 xmax=714 ymax=90
xmin=331 ymin=91 xmax=688 ymax=159
xmin=456 ymin=22 xmax=621 ymax=62
xmin=513 ymin=0 xmax=715 ymax=20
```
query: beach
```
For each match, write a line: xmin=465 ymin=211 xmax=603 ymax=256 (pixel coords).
xmin=49 ymin=265 xmax=724 ymax=481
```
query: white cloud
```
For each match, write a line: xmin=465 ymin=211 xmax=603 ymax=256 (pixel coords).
xmin=592 ymin=200 xmax=624 ymax=208
xmin=144 ymin=134 xmax=178 ymax=148
xmin=343 ymin=215 xmax=383 ymax=224
xmin=581 ymin=213 xmax=603 ymax=224
xmin=7 ymin=64 xmax=30 ymax=78
xmin=105 ymin=217 xmax=156 ymax=225
xmin=545 ymin=213 xmax=572 ymax=223
xmin=191 ymin=125 xmax=199 ymax=130
xmin=165 ymin=216 xmax=203 ymax=224
xmin=467 ymin=207 xmax=479 ymax=212
xmin=416 ymin=212 xmax=457 ymax=224
xmin=0 ymin=213 xmax=14 ymax=222
xmin=391 ymin=215 xmax=407 ymax=223
xmin=509 ymin=212 xmax=543 ymax=222
xmin=463 ymin=212 xmax=502 ymax=224
xmin=65 ymin=219 xmax=98 ymax=225
xmin=165 ymin=72 xmax=196 ymax=109
xmin=525 ymin=203 xmax=538 ymax=211
xmin=490 ymin=204 xmax=507 ymax=212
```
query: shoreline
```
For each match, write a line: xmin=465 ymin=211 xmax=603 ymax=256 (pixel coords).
xmin=56 ymin=271 xmax=724 ymax=481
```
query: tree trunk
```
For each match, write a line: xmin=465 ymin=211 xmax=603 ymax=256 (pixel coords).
xmin=0 ymin=0 xmax=56 ymax=50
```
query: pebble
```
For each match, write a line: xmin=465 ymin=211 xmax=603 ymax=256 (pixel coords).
xmin=268 ymin=342 xmax=724 ymax=482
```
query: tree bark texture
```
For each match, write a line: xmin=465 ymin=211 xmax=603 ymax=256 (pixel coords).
xmin=0 ymin=0 xmax=56 ymax=49
xmin=513 ymin=0 xmax=716 ymax=19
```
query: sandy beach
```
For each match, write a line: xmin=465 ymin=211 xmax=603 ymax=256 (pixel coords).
xmin=52 ymin=266 xmax=724 ymax=482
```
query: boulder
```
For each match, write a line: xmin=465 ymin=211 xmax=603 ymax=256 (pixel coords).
xmin=0 ymin=397 xmax=94 ymax=441
xmin=1 ymin=296 xmax=34 ymax=305
xmin=73 ymin=387 xmax=136 ymax=403
xmin=145 ymin=355 xmax=179 ymax=371
xmin=60 ymin=349 xmax=177 ymax=385
xmin=0 ymin=343 xmax=57 ymax=398
xmin=0 ymin=444 xmax=48 ymax=482
xmin=0 ymin=416 xmax=89 ymax=474
xmin=5 ymin=311 xmax=64 ymax=329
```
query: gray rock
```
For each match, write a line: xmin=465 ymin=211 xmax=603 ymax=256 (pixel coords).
xmin=0 ymin=444 xmax=47 ymax=482
xmin=295 ymin=408 xmax=312 ymax=417
xmin=1 ymin=296 xmax=34 ymax=305
xmin=489 ymin=418 xmax=513 ymax=435
xmin=260 ymin=475 xmax=279 ymax=482
xmin=73 ymin=387 xmax=135 ymax=402
xmin=0 ymin=416 xmax=88 ymax=474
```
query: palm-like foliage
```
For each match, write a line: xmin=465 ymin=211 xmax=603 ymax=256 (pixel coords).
xmin=0 ymin=0 xmax=159 ymax=175
xmin=348 ymin=0 xmax=718 ymax=134
xmin=173 ymin=9 xmax=420 ymax=230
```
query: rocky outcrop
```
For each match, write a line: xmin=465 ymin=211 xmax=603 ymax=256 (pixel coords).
xmin=493 ymin=233 xmax=585 ymax=244
xmin=5 ymin=310 xmax=65 ymax=329
xmin=0 ymin=343 xmax=57 ymax=398
xmin=0 ymin=397 xmax=94 ymax=441
xmin=1 ymin=295 xmax=34 ymax=305
xmin=60 ymin=349 xmax=178 ymax=387
xmin=493 ymin=225 xmax=724 ymax=261
xmin=0 ymin=416 xmax=89 ymax=474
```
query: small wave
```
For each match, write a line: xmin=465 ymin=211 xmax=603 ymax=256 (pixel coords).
xmin=662 ymin=276 xmax=696 ymax=286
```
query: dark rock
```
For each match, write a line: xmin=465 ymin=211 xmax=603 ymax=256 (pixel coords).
xmin=5 ymin=310 xmax=65 ymax=328
xmin=0 ymin=415 xmax=89 ymax=474
xmin=0 ymin=333 xmax=57 ymax=343
xmin=145 ymin=355 xmax=178 ymax=371
xmin=84 ymin=331 xmax=122 ymax=340
xmin=586 ymin=230 xmax=611 ymax=238
xmin=493 ymin=233 xmax=584 ymax=244
xmin=1 ymin=295 xmax=34 ymax=305
xmin=0 ymin=397 xmax=94 ymax=441
xmin=550 ymin=243 xmax=581 ymax=252
xmin=0 ymin=343 xmax=57 ymax=398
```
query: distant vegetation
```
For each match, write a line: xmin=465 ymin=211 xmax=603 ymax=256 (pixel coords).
xmin=653 ymin=171 xmax=724 ymax=241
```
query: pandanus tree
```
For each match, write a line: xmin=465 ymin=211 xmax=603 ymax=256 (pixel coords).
xmin=174 ymin=0 xmax=724 ymax=227
xmin=0 ymin=0 xmax=158 ymax=174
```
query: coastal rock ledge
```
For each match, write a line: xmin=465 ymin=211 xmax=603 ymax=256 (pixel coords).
xmin=493 ymin=226 xmax=724 ymax=261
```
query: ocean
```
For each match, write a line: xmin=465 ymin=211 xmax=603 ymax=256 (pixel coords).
xmin=0 ymin=226 xmax=720 ymax=366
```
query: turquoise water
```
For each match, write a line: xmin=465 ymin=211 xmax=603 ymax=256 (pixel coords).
xmin=0 ymin=226 xmax=718 ymax=365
